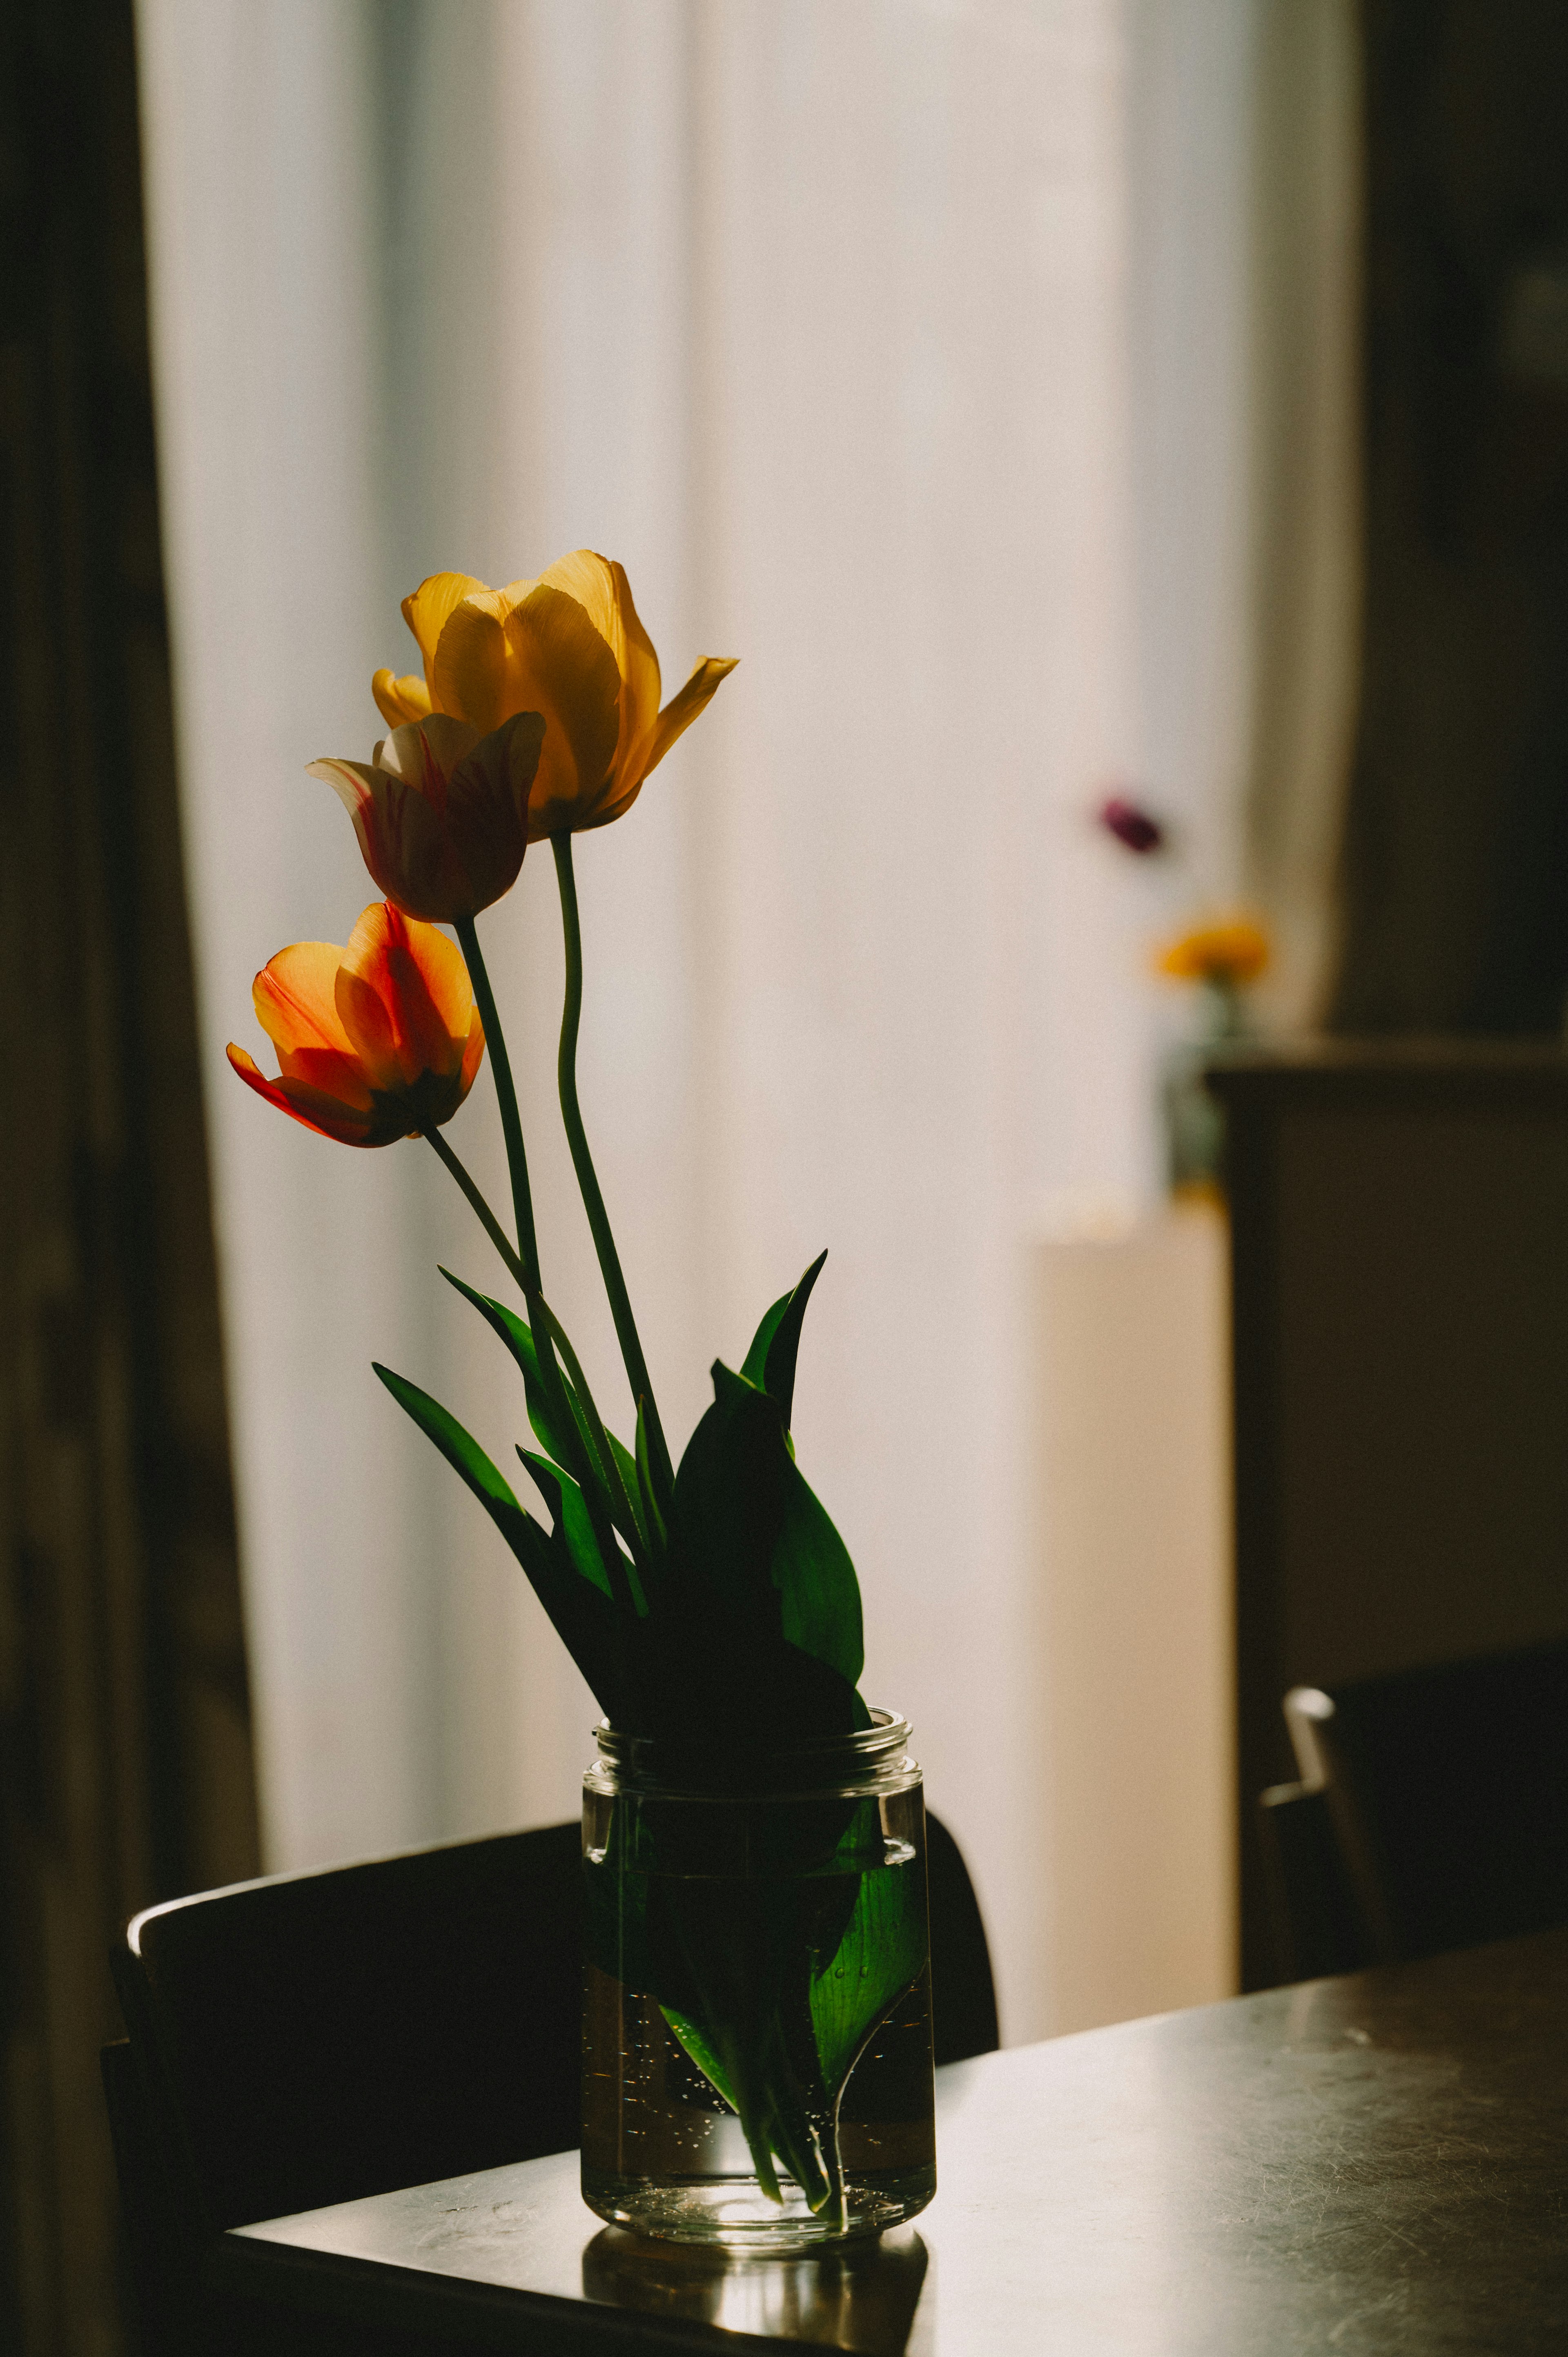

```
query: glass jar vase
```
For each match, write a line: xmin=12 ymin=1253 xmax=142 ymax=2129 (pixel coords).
xmin=580 ymin=1710 xmax=936 ymax=2250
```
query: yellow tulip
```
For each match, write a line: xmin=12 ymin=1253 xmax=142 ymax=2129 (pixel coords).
xmin=1156 ymin=917 xmax=1270 ymax=987
xmin=372 ymin=553 xmax=737 ymax=840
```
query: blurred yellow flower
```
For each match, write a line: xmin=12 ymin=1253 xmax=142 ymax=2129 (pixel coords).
xmin=372 ymin=553 xmax=737 ymax=840
xmin=1156 ymin=917 xmax=1270 ymax=988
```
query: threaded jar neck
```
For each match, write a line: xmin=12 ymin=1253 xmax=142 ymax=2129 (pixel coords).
xmin=589 ymin=1708 xmax=917 ymax=1798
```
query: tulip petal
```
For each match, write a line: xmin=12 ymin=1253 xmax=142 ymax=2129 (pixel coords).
xmin=642 ymin=658 xmax=738 ymax=779
xmin=310 ymin=754 xmax=380 ymax=815
xmin=374 ymin=714 xmax=483 ymax=795
xmin=385 ymin=906 xmax=477 ymax=1046
xmin=592 ymin=655 xmax=738 ymax=828
xmin=432 ymin=591 xmax=522 ymax=735
xmin=275 ymin=1043 xmax=377 ymax=1108
xmin=403 ymin=572 xmax=490 ymax=706
xmin=536 ymin=552 xmax=662 ymax=781
xmin=459 ymin=1008 xmax=485 ymax=1096
xmin=535 ymin=551 xmax=621 ymax=648
xmin=372 ymin=718 xmax=530 ymax=913
xmin=441 ymin=711 xmax=541 ymax=907
xmin=227 ymin=1044 xmax=377 ymax=1146
xmin=253 ymin=939 xmax=355 ymax=1058
xmin=308 ymin=755 xmax=475 ymax=922
xmin=340 ymin=901 xmax=469 ymax=1088
xmin=372 ymin=669 xmax=432 ymax=729
xmin=333 ymin=968 xmax=405 ymax=1092
xmin=494 ymin=586 xmax=622 ymax=837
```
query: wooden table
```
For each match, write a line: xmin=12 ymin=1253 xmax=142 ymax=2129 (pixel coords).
xmin=216 ymin=1931 xmax=1568 ymax=2353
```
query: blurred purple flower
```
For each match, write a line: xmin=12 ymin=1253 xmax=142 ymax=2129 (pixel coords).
xmin=1098 ymin=795 xmax=1165 ymax=856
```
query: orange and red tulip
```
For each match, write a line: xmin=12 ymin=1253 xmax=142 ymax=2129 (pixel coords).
xmin=227 ymin=902 xmax=483 ymax=1147
xmin=370 ymin=552 xmax=737 ymax=840
xmin=308 ymin=709 xmax=543 ymax=924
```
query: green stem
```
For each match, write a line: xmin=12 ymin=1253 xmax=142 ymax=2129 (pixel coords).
xmin=552 ymin=834 xmax=675 ymax=1502
xmin=454 ymin=914 xmax=540 ymax=1290
xmin=534 ymin=1300 xmax=651 ymax=1571
xmin=444 ymin=924 xmax=632 ymax=1611
xmin=422 ymin=1123 xmax=528 ymax=1292
xmin=422 ymin=1127 xmax=646 ymax=1572
xmin=420 ymin=1126 xmax=639 ymax=1603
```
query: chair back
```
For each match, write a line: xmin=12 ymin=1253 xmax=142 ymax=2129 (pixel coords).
xmin=1272 ymin=1639 xmax=1568 ymax=1972
xmin=1256 ymin=1782 xmax=1375 ymax=1982
xmin=927 ymin=1810 xmax=1000 ymax=2064
xmin=114 ymin=1821 xmax=582 ymax=2234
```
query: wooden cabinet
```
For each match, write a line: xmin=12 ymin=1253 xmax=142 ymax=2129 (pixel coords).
xmin=1208 ymin=1046 xmax=1568 ymax=1987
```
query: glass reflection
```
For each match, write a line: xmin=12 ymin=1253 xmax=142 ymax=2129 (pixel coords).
xmin=582 ymin=2221 xmax=931 ymax=2352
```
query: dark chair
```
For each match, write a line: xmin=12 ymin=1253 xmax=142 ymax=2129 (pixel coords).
xmin=106 ymin=1806 xmax=994 ymax=2348
xmin=1256 ymin=1781 xmax=1374 ymax=1982
xmin=927 ymin=1810 xmax=1000 ymax=2065
xmin=112 ymin=1822 xmax=583 ymax=2238
xmin=1256 ymin=1639 xmax=1568 ymax=1983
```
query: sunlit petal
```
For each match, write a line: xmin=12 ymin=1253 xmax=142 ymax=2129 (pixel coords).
xmin=309 ymin=756 xmax=379 ymax=823
xmin=274 ymin=1042 xmax=376 ymax=1108
xmin=458 ymin=1008 xmax=485 ymax=1096
xmin=340 ymin=901 xmax=463 ymax=1086
xmin=226 ymin=1045 xmax=376 ymax=1145
xmin=431 ymin=591 xmax=519 ymax=734
xmin=640 ymin=657 xmax=738 ymax=782
xmin=536 ymin=550 xmax=620 ymax=644
xmin=400 ymin=909 xmax=480 ymax=1045
xmin=253 ymin=940 xmax=354 ymax=1057
xmin=231 ymin=898 xmax=482 ymax=1148
xmin=373 ymin=714 xmax=482 ymax=787
xmin=402 ymin=572 xmax=490 ymax=705
xmin=333 ymin=967 xmax=404 ymax=1092
xmin=535 ymin=552 xmax=660 ymax=784
xmin=500 ymin=585 xmax=622 ymax=837
xmin=372 ymin=669 xmax=432 ymax=729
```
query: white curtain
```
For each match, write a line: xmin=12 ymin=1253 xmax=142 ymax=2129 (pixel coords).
xmin=135 ymin=0 xmax=1358 ymax=2043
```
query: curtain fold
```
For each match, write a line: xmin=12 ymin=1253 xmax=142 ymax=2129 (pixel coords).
xmin=1243 ymin=0 xmax=1363 ymax=1026
xmin=0 ymin=3 xmax=261 ymax=2349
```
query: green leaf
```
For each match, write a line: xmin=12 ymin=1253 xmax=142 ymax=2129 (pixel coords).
xmin=375 ymin=1362 xmax=531 ymax=1545
xmin=740 ymin=1250 xmax=827 ymax=1432
xmin=772 ymin=1452 xmax=864 ymax=1689
xmin=740 ymin=1294 xmax=789 ymax=1393
xmin=519 ymin=1449 xmax=610 ymax=1597
xmin=439 ymin=1267 xmax=579 ymax=1466
xmin=374 ymin=1363 xmax=626 ymax=1716
xmin=809 ymin=1829 xmax=929 ymax=2098
xmin=608 ymin=1430 xmax=650 ymax=1554
xmin=441 ymin=1267 xmax=644 ymax=1554
xmin=671 ymin=1362 xmax=787 ymax=1614
xmin=520 ymin=1449 xmax=646 ymax=1614
xmin=675 ymin=1360 xmax=861 ymax=1683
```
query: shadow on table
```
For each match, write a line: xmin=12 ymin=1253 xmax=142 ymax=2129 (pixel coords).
xmin=582 ymin=2223 xmax=931 ymax=2351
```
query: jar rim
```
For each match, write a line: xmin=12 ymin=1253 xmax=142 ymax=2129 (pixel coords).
xmin=591 ymin=1707 xmax=914 ymax=1794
